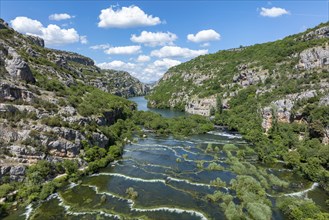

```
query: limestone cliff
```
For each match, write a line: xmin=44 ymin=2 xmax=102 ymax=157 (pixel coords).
xmin=0 ymin=18 xmax=138 ymax=181
xmin=148 ymin=22 xmax=329 ymax=143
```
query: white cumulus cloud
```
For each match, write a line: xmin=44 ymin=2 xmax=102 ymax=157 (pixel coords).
xmin=10 ymin=16 xmax=84 ymax=46
xmin=151 ymin=46 xmax=208 ymax=58
xmin=90 ymin=44 xmax=111 ymax=50
xmin=49 ymin=13 xmax=73 ymax=21
xmin=137 ymin=55 xmax=151 ymax=62
xmin=97 ymin=60 xmax=137 ymax=71
xmin=96 ymin=58 xmax=179 ymax=83
xmin=131 ymin=31 xmax=177 ymax=47
xmin=153 ymin=58 xmax=181 ymax=69
xmin=260 ymin=7 xmax=290 ymax=17
xmin=98 ymin=5 xmax=161 ymax=28
xmin=10 ymin=16 xmax=43 ymax=35
xmin=41 ymin=24 xmax=80 ymax=45
xmin=105 ymin=45 xmax=141 ymax=55
xmin=187 ymin=29 xmax=220 ymax=43
xmin=80 ymin=36 xmax=88 ymax=44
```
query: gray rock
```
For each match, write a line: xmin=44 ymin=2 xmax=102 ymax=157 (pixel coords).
xmin=90 ymin=132 xmax=109 ymax=149
xmin=26 ymin=47 xmax=40 ymax=57
xmin=58 ymin=106 xmax=77 ymax=116
xmin=5 ymin=47 xmax=35 ymax=83
xmin=297 ymin=46 xmax=329 ymax=70
xmin=302 ymin=26 xmax=329 ymax=40
xmin=88 ymin=70 xmax=150 ymax=98
xmin=47 ymin=139 xmax=80 ymax=158
xmin=26 ymin=35 xmax=45 ymax=47
xmin=319 ymin=95 xmax=329 ymax=106
xmin=9 ymin=165 xmax=26 ymax=181
xmin=0 ymin=82 xmax=34 ymax=102
xmin=185 ymin=96 xmax=217 ymax=116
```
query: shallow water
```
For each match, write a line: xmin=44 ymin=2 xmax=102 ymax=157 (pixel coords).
xmin=128 ymin=96 xmax=187 ymax=118
xmin=8 ymin=97 xmax=328 ymax=220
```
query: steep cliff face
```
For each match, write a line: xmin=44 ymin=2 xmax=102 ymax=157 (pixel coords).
xmin=0 ymin=19 xmax=137 ymax=181
xmin=88 ymin=70 xmax=150 ymax=98
xmin=148 ymin=22 xmax=329 ymax=142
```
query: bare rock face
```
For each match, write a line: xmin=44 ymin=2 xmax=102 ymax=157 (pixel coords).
xmin=297 ymin=45 xmax=329 ymax=70
xmin=0 ymin=165 xmax=26 ymax=182
xmin=319 ymin=95 xmax=329 ymax=106
xmin=89 ymin=70 xmax=150 ymax=98
xmin=261 ymin=107 xmax=273 ymax=133
xmin=0 ymin=82 xmax=34 ymax=102
xmin=303 ymin=26 xmax=329 ymax=40
xmin=4 ymin=46 xmax=35 ymax=83
xmin=54 ymin=52 xmax=94 ymax=66
xmin=323 ymin=127 xmax=329 ymax=145
xmin=185 ymin=96 xmax=217 ymax=116
xmin=233 ymin=65 xmax=268 ymax=87
xmin=273 ymin=99 xmax=295 ymax=123
xmin=261 ymin=91 xmax=318 ymax=132
xmin=26 ymin=35 xmax=45 ymax=48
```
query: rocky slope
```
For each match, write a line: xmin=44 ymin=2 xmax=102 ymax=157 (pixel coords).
xmin=148 ymin=22 xmax=329 ymax=191
xmin=0 ymin=19 xmax=142 ymax=182
xmin=88 ymin=70 xmax=150 ymax=98
xmin=148 ymin=22 xmax=329 ymax=141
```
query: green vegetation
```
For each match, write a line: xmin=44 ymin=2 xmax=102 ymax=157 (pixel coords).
xmin=148 ymin=23 xmax=329 ymax=106
xmin=209 ymin=177 xmax=226 ymax=188
xmin=278 ymin=197 xmax=329 ymax=220
xmin=146 ymin=23 xmax=329 ymax=219
xmin=132 ymin=111 xmax=214 ymax=137
xmin=126 ymin=187 xmax=138 ymax=200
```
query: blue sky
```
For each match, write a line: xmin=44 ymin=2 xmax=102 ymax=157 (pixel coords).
xmin=1 ymin=1 xmax=328 ymax=82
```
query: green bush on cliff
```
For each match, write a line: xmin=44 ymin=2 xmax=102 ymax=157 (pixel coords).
xmin=77 ymin=89 xmax=134 ymax=118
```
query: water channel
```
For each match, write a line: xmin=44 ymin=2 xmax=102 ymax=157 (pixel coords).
xmin=8 ymin=97 xmax=328 ymax=220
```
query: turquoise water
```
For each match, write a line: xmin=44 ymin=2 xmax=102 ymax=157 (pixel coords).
xmin=128 ymin=96 xmax=187 ymax=118
xmin=11 ymin=97 xmax=327 ymax=220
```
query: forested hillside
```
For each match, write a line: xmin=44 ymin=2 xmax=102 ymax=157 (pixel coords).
xmin=148 ymin=22 xmax=329 ymax=195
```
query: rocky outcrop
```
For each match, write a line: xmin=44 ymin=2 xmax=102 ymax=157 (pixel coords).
xmin=89 ymin=70 xmax=150 ymax=98
xmin=233 ymin=65 xmax=268 ymax=87
xmin=261 ymin=91 xmax=317 ymax=132
xmin=0 ymin=163 xmax=26 ymax=182
xmin=52 ymin=51 xmax=94 ymax=66
xmin=0 ymin=18 xmax=141 ymax=184
xmin=26 ymin=35 xmax=44 ymax=48
xmin=297 ymin=45 xmax=329 ymax=70
xmin=0 ymin=82 xmax=34 ymax=102
xmin=323 ymin=127 xmax=329 ymax=144
xmin=185 ymin=96 xmax=216 ymax=116
xmin=302 ymin=26 xmax=329 ymax=40
xmin=0 ymin=19 xmax=9 ymax=30
xmin=4 ymin=45 xmax=35 ymax=83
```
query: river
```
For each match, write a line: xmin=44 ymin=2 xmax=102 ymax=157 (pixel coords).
xmin=7 ymin=97 xmax=328 ymax=220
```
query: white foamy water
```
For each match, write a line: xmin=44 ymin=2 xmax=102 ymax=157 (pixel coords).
xmin=207 ymin=131 xmax=242 ymax=139
xmin=285 ymin=182 xmax=319 ymax=197
xmin=131 ymin=206 xmax=208 ymax=220
xmin=86 ymin=184 xmax=208 ymax=220
xmin=266 ymin=182 xmax=319 ymax=198
xmin=22 ymin=204 xmax=33 ymax=220
xmin=53 ymin=192 xmax=121 ymax=219
xmin=67 ymin=182 xmax=78 ymax=189
xmin=173 ymin=146 xmax=198 ymax=155
xmin=167 ymin=177 xmax=211 ymax=188
xmin=91 ymin=173 xmax=166 ymax=183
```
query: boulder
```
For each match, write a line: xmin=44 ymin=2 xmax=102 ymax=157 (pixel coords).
xmin=5 ymin=47 xmax=35 ymax=83
xmin=0 ymin=82 xmax=34 ymax=102
xmin=9 ymin=165 xmax=26 ymax=181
